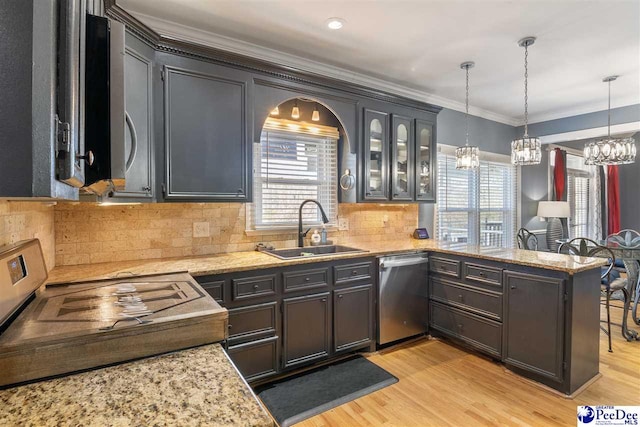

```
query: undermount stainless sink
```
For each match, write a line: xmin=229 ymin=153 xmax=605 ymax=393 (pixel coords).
xmin=261 ymin=245 xmax=368 ymax=260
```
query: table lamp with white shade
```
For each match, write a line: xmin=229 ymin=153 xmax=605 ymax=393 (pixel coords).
xmin=537 ymin=201 xmax=570 ymax=252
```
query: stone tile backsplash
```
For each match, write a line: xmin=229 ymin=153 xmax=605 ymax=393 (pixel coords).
xmin=54 ymin=202 xmax=418 ymax=266
xmin=0 ymin=201 xmax=56 ymax=270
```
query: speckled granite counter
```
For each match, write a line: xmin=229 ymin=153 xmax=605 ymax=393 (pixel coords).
xmin=47 ymin=239 xmax=607 ymax=284
xmin=0 ymin=344 xmax=273 ymax=427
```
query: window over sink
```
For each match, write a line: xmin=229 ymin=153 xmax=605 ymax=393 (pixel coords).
xmin=248 ymin=117 xmax=339 ymax=231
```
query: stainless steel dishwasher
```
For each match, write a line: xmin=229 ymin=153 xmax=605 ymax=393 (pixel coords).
xmin=378 ymin=252 xmax=429 ymax=345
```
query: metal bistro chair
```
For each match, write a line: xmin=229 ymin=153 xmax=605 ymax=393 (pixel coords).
xmin=558 ymin=238 xmax=628 ymax=352
xmin=517 ymin=228 xmax=538 ymax=251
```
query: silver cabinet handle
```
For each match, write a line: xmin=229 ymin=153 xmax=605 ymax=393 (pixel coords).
xmin=77 ymin=151 xmax=95 ymax=166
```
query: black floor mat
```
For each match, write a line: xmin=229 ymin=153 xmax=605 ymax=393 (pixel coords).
xmin=255 ymin=356 xmax=398 ymax=427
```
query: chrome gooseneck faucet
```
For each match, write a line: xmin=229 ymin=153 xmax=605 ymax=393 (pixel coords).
xmin=298 ymin=199 xmax=329 ymax=247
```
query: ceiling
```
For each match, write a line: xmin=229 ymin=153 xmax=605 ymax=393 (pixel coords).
xmin=119 ymin=0 xmax=640 ymax=126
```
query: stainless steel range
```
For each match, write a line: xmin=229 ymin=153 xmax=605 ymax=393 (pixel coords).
xmin=0 ymin=239 xmax=227 ymax=388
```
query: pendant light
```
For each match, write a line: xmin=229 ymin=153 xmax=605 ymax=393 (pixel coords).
xmin=270 ymin=105 xmax=279 ymax=116
xmin=311 ymin=103 xmax=320 ymax=122
xmin=584 ymin=76 xmax=636 ymax=165
xmin=455 ymin=61 xmax=480 ymax=170
xmin=291 ymin=100 xmax=300 ymax=120
xmin=511 ymin=37 xmax=541 ymax=166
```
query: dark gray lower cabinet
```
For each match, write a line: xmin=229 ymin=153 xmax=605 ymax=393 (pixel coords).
xmin=334 ymin=284 xmax=374 ymax=352
xmin=503 ymin=270 xmax=565 ymax=383
xmin=227 ymin=336 xmax=279 ymax=382
xmin=282 ymin=292 xmax=331 ymax=368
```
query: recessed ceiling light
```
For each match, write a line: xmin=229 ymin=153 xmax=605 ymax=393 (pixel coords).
xmin=326 ymin=17 xmax=345 ymax=30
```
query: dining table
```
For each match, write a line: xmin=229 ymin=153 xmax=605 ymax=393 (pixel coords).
xmin=557 ymin=237 xmax=640 ymax=342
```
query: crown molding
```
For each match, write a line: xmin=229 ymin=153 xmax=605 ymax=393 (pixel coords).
xmin=128 ymin=11 xmax=522 ymax=127
xmin=527 ymin=98 xmax=640 ymax=126
xmin=539 ymin=121 xmax=640 ymax=144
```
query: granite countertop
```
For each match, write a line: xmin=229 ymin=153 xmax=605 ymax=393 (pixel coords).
xmin=47 ymin=239 xmax=607 ymax=284
xmin=0 ymin=344 xmax=273 ymax=427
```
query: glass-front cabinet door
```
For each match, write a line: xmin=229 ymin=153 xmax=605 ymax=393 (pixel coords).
xmin=363 ymin=109 xmax=389 ymax=200
xmin=415 ymin=119 xmax=435 ymax=201
xmin=391 ymin=115 xmax=414 ymax=201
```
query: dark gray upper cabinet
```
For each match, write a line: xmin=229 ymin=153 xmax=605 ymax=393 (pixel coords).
xmin=391 ymin=115 xmax=414 ymax=201
xmin=104 ymin=32 xmax=154 ymax=201
xmin=414 ymin=119 xmax=436 ymax=202
xmin=161 ymin=59 xmax=249 ymax=202
xmin=503 ymin=270 xmax=565 ymax=383
xmin=333 ymin=284 xmax=374 ymax=352
xmin=282 ymin=292 xmax=331 ymax=368
xmin=363 ymin=109 xmax=389 ymax=201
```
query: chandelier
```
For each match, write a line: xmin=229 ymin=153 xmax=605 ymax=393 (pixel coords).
xmin=584 ymin=76 xmax=636 ymax=165
xmin=455 ymin=61 xmax=480 ymax=170
xmin=511 ymin=37 xmax=541 ymax=166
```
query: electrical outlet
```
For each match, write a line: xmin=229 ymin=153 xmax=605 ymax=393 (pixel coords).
xmin=193 ymin=222 xmax=210 ymax=238
xmin=382 ymin=214 xmax=389 ymax=225
xmin=338 ymin=217 xmax=349 ymax=231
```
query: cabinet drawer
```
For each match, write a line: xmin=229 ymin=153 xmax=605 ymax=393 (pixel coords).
xmin=464 ymin=262 xmax=503 ymax=287
xmin=430 ymin=301 xmax=502 ymax=358
xmin=232 ymin=274 xmax=276 ymax=301
xmin=430 ymin=257 xmax=461 ymax=278
xmin=200 ymin=280 xmax=225 ymax=304
xmin=228 ymin=302 xmax=277 ymax=344
xmin=334 ymin=261 xmax=373 ymax=284
xmin=227 ymin=336 xmax=279 ymax=382
xmin=283 ymin=268 xmax=329 ymax=293
xmin=430 ymin=278 xmax=502 ymax=321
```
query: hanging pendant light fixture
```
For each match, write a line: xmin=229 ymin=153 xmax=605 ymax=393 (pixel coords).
xmin=455 ymin=61 xmax=480 ymax=170
xmin=291 ymin=100 xmax=300 ymax=119
xmin=511 ymin=37 xmax=541 ymax=166
xmin=584 ymin=76 xmax=636 ymax=165
xmin=311 ymin=103 xmax=320 ymax=122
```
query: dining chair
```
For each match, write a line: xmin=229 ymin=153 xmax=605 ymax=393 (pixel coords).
xmin=558 ymin=237 xmax=627 ymax=352
xmin=517 ymin=228 xmax=538 ymax=251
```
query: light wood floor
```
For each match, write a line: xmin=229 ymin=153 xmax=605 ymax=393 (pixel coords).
xmin=295 ymin=302 xmax=640 ymax=427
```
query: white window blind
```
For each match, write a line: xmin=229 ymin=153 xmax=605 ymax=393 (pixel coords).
xmin=249 ymin=119 xmax=338 ymax=230
xmin=566 ymin=153 xmax=592 ymax=239
xmin=436 ymin=148 xmax=518 ymax=248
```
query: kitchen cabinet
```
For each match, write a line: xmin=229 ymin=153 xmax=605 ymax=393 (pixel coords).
xmin=391 ymin=115 xmax=414 ymax=201
xmin=282 ymin=292 xmax=331 ymax=368
xmin=503 ymin=270 xmax=565 ymax=383
xmin=414 ymin=119 xmax=436 ymax=202
xmin=333 ymin=284 xmax=374 ymax=352
xmin=161 ymin=57 xmax=250 ymax=201
xmin=361 ymin=108 xmax=437 ymax=203
xmin=104 ymin=32 xmax=155 ymax=201
xmin=363 ymin=109 xmax=389 ymax=201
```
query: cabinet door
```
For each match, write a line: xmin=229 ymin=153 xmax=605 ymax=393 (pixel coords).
xmin=415 ymin=119 xmax=435 ymax=201
xmin=109 ymin=43 xmax=154 ymax=200
xmin=163 ymin=65 xmax=248 ymax=201
xmin=503 ymin=271 xmax=564 ymax=382
xmin=363 ymin=109 xmax=389 ymax=201
xmin=391 ymin=115 xmax=414 ymax=201
xmin=283 ymin=292 xmax=331 ymax=368
xmin=334 ymin=284 xmax=374 ymax=352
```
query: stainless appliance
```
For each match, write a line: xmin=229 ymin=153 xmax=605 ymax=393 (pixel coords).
xmin=0 ymin=239 xmax=226 ymax=388
xmin=378 ymin=252 xmax=429 ymax=345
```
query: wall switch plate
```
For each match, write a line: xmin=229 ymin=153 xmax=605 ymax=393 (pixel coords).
xmin=193 ymin=222 xmax=210 ymax=238
xmin=338 ymin=217 xmax=349 ymax=231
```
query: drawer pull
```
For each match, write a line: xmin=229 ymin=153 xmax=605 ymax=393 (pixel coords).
xmin=352 ymin=270 xmax=358 ymax=275
xmin=228 ymin=324 xmax=233 ymax=329
xmin=338 ymin=294 xmax=344 ymax=299
xmin=305 ymin=277 xmax=310 ymax=282
xmin=457 ymin=323 xmax=464 ymax=330
xmin=478 ymin=272 xmax=485 ymax=277
xmin=510 ymin=285 xmax=517 ymax=290
xmin=458 ymin=294 xmax=464 ymax=301
xmin=321 ymin=298 xmax=327 ymax=302
xmin=253 ymin=284 xmax=259 ymax=290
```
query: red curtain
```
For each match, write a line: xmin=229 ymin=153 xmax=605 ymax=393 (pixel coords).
xmin=607 ymin=165 xmax=621 ymax=234
xmin=553 ymin=148 xmax=566 ymax=201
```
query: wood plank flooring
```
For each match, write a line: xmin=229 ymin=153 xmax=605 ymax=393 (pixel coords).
xmin=294 ymin=302 xmax=639 ymax=426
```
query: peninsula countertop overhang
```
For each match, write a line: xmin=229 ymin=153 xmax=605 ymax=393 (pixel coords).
xmin=47 ymin=239 xmax=608 ymax=284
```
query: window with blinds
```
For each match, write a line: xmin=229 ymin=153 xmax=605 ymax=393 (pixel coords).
xmin=566 ymin=153 xmax=592 ymax=239
xmin=436 ymin=149 xmax=518 ymax=248
xmin=249 ymin=119 xmax=339 ymax=230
